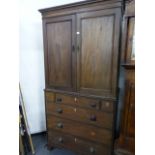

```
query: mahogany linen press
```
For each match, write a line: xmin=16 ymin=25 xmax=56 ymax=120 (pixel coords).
xmin=39 ymin=0 xmax=123 ymax=154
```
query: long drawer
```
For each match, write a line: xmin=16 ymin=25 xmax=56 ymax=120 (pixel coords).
xmin=46 ymin=103 xmax=113 ymax=129
xmin=47 ymin=116 xmax=112 ymax=145
xmin=45 ymin=91 xmax=114 ymax=112
xmin=48 ymin=129 xmax=111 ymax=155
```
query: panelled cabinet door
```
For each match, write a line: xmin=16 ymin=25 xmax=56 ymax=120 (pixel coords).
xmin=43 ymin=15 xmax=76 ymax=91
xmin=77 ymin=9 xmax=121 ymax=97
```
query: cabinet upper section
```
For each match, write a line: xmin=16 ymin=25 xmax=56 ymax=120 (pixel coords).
xmin=39 ymin=0 xmax=122 ymax=18
xmin=40 ymin=0 xmax=122 ymax=99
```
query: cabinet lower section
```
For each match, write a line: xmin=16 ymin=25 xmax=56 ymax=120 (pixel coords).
xmin=45 ymin=90 xmax=116 ymax=155
xmin=48 ymin=129 xmax=111 ymax=155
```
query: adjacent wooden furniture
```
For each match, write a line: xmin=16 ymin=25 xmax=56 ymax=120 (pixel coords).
xmin=39 ymin=0 xmax=122 ymax=154
xmin=115 ymin=0 xmax=135 ymax=154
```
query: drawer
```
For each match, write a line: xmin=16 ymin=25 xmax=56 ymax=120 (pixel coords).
xmin=55 ymin=93 xmax=100 ymax=110
xmin=78 ymin=97 xmax=100 ymax=109
xmin=47 ymin=116 xmax=112 ymax=145
xmin=55 ymin=93 xmax=75 ymax=104
xmin=46 ymin=103 xmax=113 ymax=129
xmin=48 ymin=130 xmax=111 ymax=155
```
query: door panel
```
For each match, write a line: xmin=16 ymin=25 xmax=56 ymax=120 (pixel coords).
xmin=80 ymin=16 xmax=113 ymax=90
xmin=127 ymin=83 xmax=135 ymax=137
xmin=77 ymin=9 xmax=121 ymax=97
xmin=43 ymin=15 xmax=76 ymax=91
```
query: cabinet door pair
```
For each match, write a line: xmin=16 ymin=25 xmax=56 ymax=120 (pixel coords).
xmin=43 ymin=8 xmax=121 ymax=97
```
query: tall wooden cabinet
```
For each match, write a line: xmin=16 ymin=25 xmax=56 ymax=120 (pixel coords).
xmin=115 ymin=0 xmax=135 ymax=154
xmin=39 ymin=0 xmax=122 ymax=154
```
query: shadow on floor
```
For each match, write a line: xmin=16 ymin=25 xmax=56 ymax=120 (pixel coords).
xmin=27 ymin=133 xmax=76 ymax=155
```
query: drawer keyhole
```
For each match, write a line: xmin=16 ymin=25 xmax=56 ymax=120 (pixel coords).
xmin=74 ymin=138 xmax=77 ymax=143
xmin=58 ymin=137 xmax=63 ymax=143
xmin=74 ymin=108 xmax=77 ymax=112
xmin=90 ymin=147 xmax=95 ymax=153
xmin=57 ymin=123 xmax=63 ymax=128
xmin=105 ymin=102 xmax=110 ymax=107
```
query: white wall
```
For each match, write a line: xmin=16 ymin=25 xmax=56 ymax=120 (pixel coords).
xmin=19 ymin=0 xmax=85 ymax=134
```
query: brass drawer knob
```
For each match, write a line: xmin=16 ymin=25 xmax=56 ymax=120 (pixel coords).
xmin=90 ymin=147 xmax=95 ymax=153
xmin=57 ymin=123 xmax=63 ymax=128
xmin=56 ymin=98 xmax=62 ymax=103
xmin=58 ymin=137 xmax=63 ymax=143
xmin=90 ymin=115 xmax=96 ymax=121
xmin=90 ymin=103 xmax=97 ymax=108
xmin=56 ymin=108 xmax=63 ymax=114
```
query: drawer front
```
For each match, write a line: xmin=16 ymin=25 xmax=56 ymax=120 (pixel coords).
xmin=46 ymin=103 xmax=113 ymax=129
xmin=48 ymin=130 xmax=111 ymax=155
xmin=47 ymin=116 xmax=112 ymax=145
xmin=78 ymin=97 xmax=100 ymax=109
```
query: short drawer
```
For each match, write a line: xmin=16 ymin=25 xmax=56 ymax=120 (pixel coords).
xmin=47 ymin=116 xmax=112 ymax=145
xmin=46 ymin=103 xmax=113 ymax=129
xmin=55 ymin=93 xmax=75 ymax=104
xmin=48 ymin=130 xmax=111 ymax=155
xmin=55 ymin=93 xmax=100 ymax=110
xmin=78 ymin=97 xmax=100 ymax=109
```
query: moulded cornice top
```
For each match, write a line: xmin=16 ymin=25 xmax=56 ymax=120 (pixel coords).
xmin=39 ymin=0 xmax=123 ymax=13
